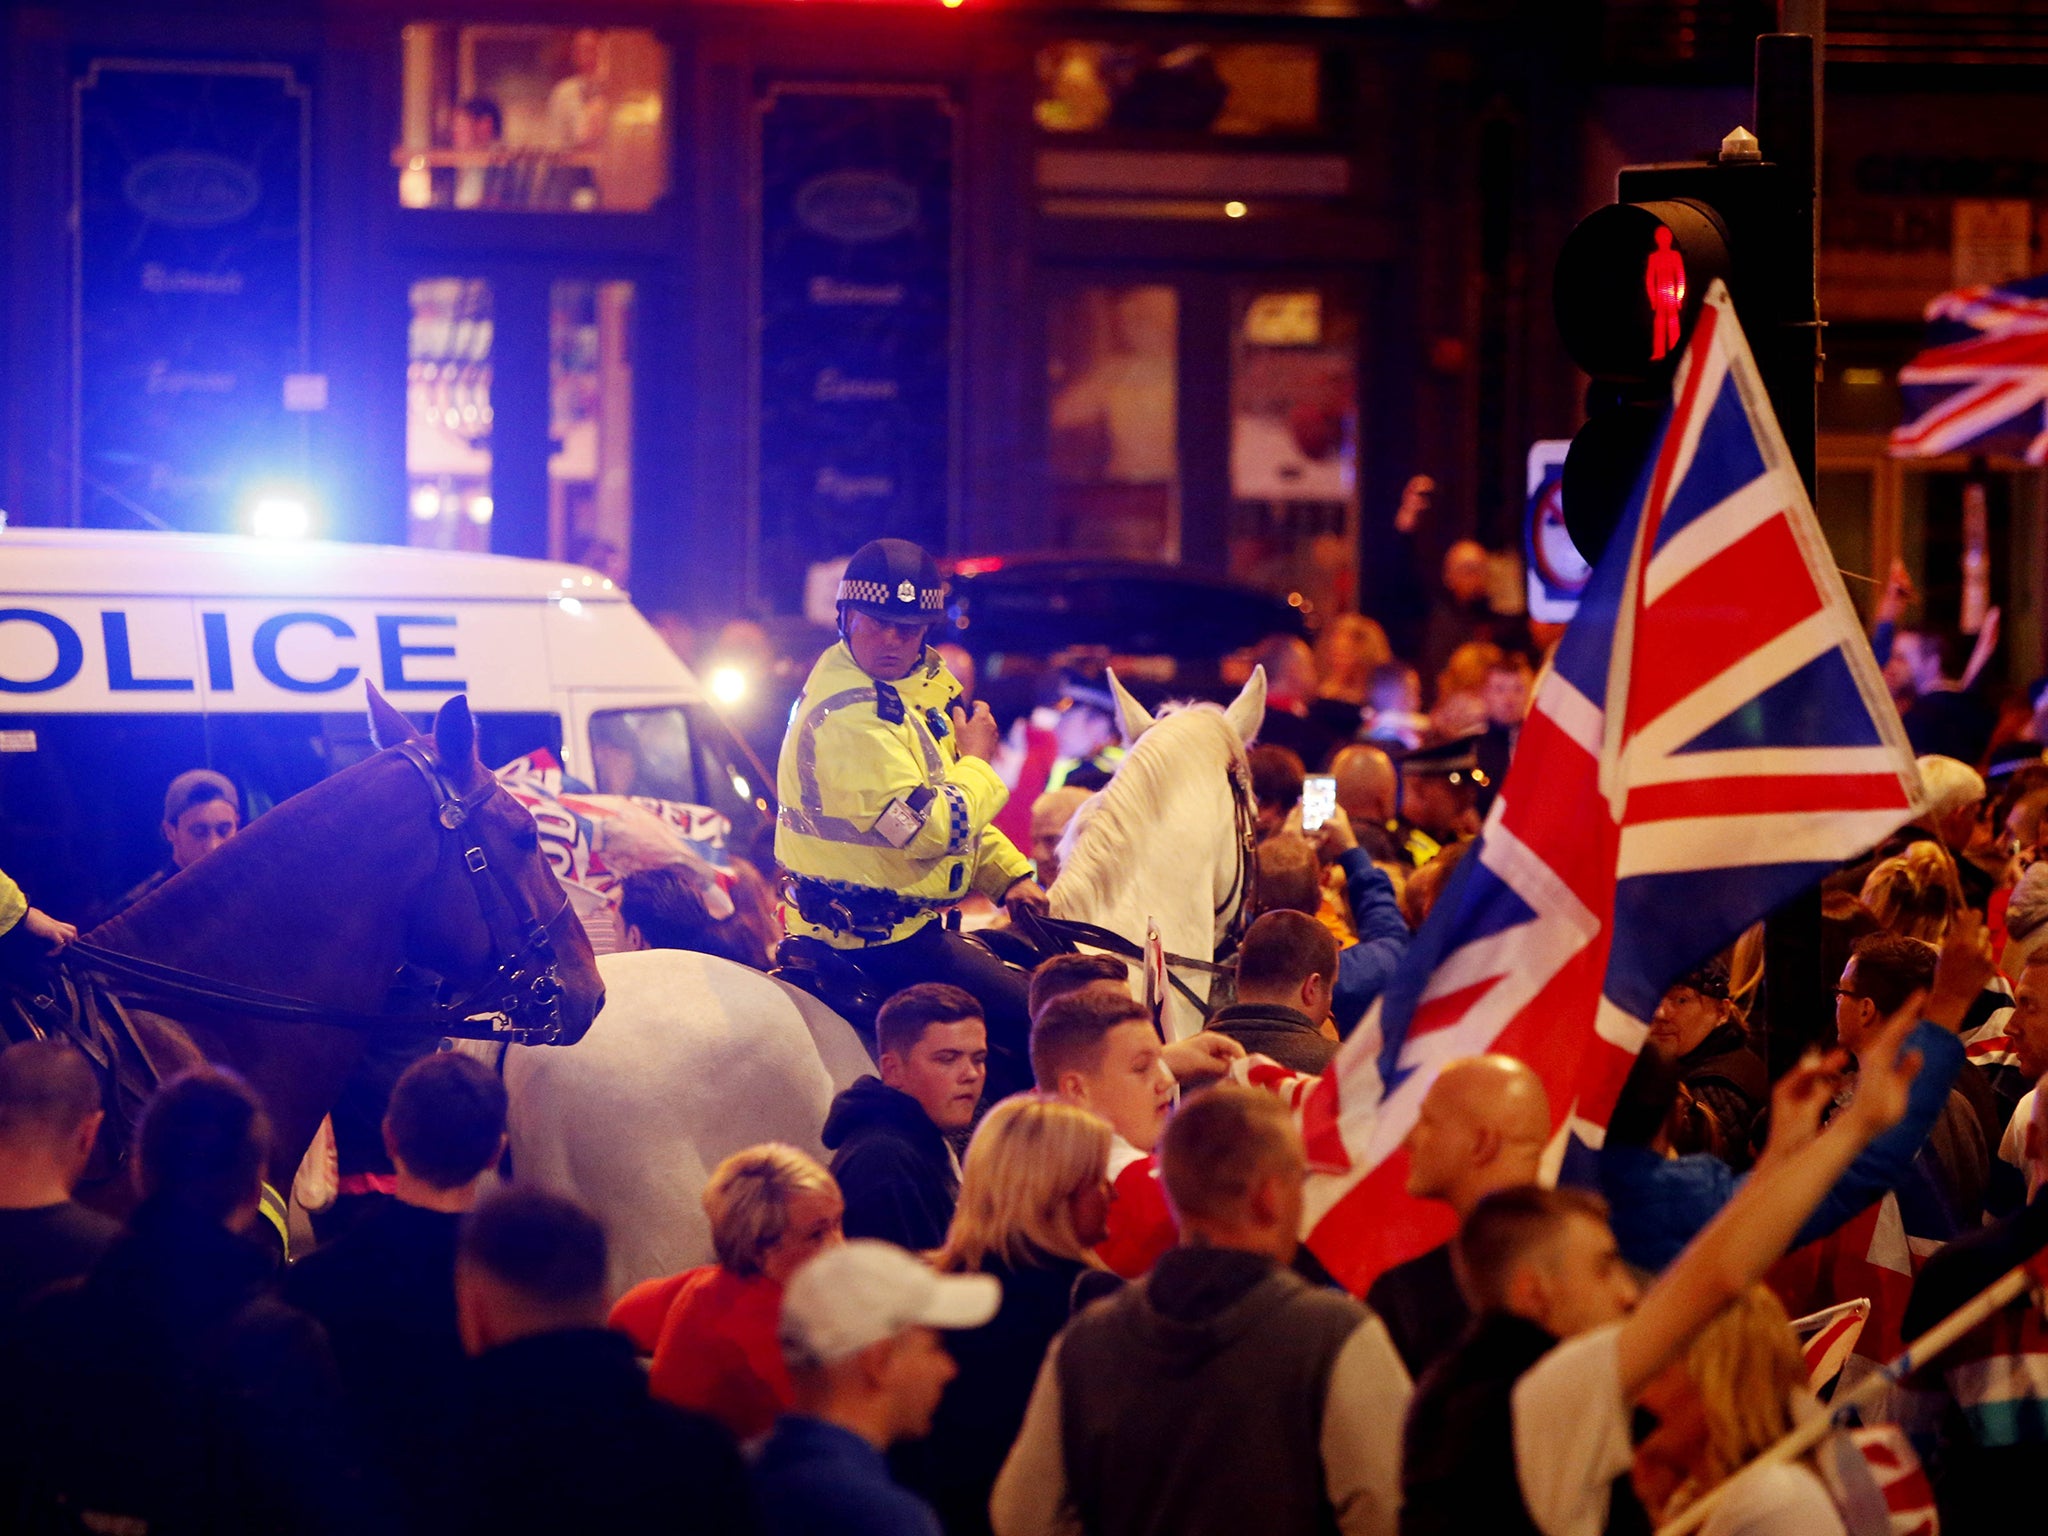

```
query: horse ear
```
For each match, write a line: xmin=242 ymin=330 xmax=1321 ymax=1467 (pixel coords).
xmin=365 ymin=682 xmax=420 ymax=749
xmin=1224 ymin=665 xmax=1267 ymax=748
xmin=433 ymin=695 xmax=481 ymax=779
xmin=1107 ymin=670 xmax=1155 ymax=746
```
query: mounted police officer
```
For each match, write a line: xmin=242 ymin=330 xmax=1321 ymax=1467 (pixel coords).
xmin=776 ymin=539 xmax=1048 ymax=1096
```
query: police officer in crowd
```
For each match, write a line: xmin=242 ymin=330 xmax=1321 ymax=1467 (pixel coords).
xmin=776 ymin=540 xmax=1048 ymax=1097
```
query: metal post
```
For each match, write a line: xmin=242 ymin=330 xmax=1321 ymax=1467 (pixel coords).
xmin=1756 ymin=6 xmax=1828 ymax=1080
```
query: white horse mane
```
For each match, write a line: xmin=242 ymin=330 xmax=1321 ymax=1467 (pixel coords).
xmin=1051 ymin=702 xmax=1246 ymax=926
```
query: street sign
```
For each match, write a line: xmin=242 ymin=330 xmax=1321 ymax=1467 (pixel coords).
xmin=1524 ymin=439 xmax=1588 ymax=623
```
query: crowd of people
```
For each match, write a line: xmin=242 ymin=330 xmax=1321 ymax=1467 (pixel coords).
xmin=3 ymin=534 xmax=2048 ymax=1535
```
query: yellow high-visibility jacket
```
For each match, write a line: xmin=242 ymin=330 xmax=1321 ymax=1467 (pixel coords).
xmin=776 ymin=642 xmax=1033 ymax=948
xmin=0 ymin=869 xmax=24 ymax=936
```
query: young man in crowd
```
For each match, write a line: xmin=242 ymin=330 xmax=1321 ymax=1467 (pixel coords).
xmin=0 ymin=1068 xmax=376 ymax=1533
xmin=1834 ymin=932 xmax=1992 ymax=1233
xmin=1400 ymin=999 xmax=1923 ymax=1536
xmin=0 ymin=1039 xmax=116 ymax=1317
xmin=1365 ymin=1054 xmax=1550 ymax=1379
xmin=447 ymin=1188 xmax=755 ymax=1536
xmin=992 ymin=1085 xmax=1410 ymax=1536
xmin=1033 ymin=986 xmax=1182 ymax=1278
xmin=825 ymin=983 xmax=987 ymax=1252
xmin=284 ymin=1051 xmax=509 ymax=1517
xmin=1207 ymin=910 xmax=1343 ymax=1074
xmin=754 ymin=1239 xmax=998 ymax=1536
xmin=99 ymin=767 xmax=241 ymax=919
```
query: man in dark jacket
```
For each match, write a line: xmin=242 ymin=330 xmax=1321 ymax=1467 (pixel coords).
xmin=96 ymin=767 xmax=241 ymax=920
xmin=825 ymin=984 xmax=986 ymax=1251
xmin=284 ymin=1052 xmax=507 ymax=1521
xmin=991 ymin=1085 xmax=1411 ymax=1536
xmin=443 ymin=1188 xmax=756 ymax=1536
xmin=0 ymin=1067 xmax=382 ymax=1534
xmin=1365 ymin=1054 xmax=1550 ymax=1379
xmin=0 ymin=1040 xmax=117 ymax=1317
xmin=1208 ymin=910 xmax=1341 ymax=1074
xmin=1644 ymin=958 xmax=1767 ymax=1166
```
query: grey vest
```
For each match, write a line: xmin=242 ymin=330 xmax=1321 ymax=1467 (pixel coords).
xmin=1056 ymin=1250 xmax=1365 ymax=1536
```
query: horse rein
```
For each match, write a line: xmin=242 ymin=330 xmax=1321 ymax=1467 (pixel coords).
xmin=44 ymin=744 xmax=574 ymax=1046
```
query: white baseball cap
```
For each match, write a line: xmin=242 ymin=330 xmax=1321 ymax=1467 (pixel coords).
xmin=780 ymin=1240 xmax=1001 ymax=1367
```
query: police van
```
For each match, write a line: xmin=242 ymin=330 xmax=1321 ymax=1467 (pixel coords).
xmin=0 ymin=528 xmax=767 ymax=922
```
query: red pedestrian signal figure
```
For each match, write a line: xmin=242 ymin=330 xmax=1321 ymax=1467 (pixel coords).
xmin=1645 ymin=225 xmax=1686 ymax=362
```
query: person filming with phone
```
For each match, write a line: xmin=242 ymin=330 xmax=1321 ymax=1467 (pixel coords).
xmin=1252 ymin=776 xmax=1411 ymax=1039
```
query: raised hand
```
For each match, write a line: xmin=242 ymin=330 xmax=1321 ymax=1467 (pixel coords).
xmin=952 ymin=700 xmax=1001 ymax=762
xmin=1875 ymin=557 xmax=1914 ymax=626
xmin=1315 ymin=804 xmax=1358 ymax=859
xmin=1760 ymin=1046 xmax=1850 ymax=1163
xmin=1925 ymin=909 xmax=1996 ymax=1033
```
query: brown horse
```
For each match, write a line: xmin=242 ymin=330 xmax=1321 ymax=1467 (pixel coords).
xmin=76 ymin=686 xmax=604 ymax=1201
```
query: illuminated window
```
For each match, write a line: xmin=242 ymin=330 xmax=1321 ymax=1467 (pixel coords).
xmin=406 ymin=278 xmax=493 ymax=552
xmin=1035 ymin=42 xmax=1323 ymax=137
xmin=549 ymin=280 xmax=635 ymax=580
xmin=1047 ymin=284 xmax=1179 ymax=558
xmin=1228 ymin=286 xmax=1358 ymax=621
xmin=396 ymin=24 xmax=668 ymax=212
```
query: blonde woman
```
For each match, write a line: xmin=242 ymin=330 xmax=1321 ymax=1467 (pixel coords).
xmin=608 ymin=1143 xmax=842 ymax=1440
xmin=897 ymin=1095 xmax=1118 ymax=1536
xmin=1310 ymin=614 xmax=1396 ymax=749
xmin=1631 ymin=1286 xmax=1845 ymax=1535
xmin=1859 ymin=840 xmax=1964 ymax=943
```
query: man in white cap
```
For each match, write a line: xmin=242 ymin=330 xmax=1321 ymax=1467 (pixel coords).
xmin=753 ymin=1239 xmax=999 ymax=1536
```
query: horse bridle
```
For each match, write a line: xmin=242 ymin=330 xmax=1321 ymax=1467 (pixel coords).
xmin=1018 ymin=746 xmax=1261 ymax=1016
xmin=1216 ymin=751 xmax=1260 ymax=954
xmin=42 ymin=744 xmax=576 ymax=1047
xmin=388 ymin=739 xmax=572 ymax=1045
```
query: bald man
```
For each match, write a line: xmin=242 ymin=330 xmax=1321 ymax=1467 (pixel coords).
xmin=1028 ymin=785 xmax=1092 ymax=889
xmin=1328 ymin=744 xmax=1399 ymax=863
xmin=1364 ymin=1055 xmax=1550 ymax=1377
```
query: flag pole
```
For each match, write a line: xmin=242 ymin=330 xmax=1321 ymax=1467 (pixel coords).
xmin=1653 ymin=1260 xmax=2039 ymax=1536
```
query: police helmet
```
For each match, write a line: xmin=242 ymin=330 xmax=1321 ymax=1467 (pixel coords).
xmin=835 ymin=539 xmax=946 ymax=628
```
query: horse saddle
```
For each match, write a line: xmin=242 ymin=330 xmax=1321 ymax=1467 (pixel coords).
xmin=769 ymin=935 xmax=883 ymax=1046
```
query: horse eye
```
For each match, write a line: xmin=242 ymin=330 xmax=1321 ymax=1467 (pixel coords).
xmin=514 ymin=826 xmax=540 ymax=851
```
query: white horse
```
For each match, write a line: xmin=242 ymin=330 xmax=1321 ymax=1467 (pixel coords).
xmin=501 ymin=947 xmax=873 ymax=1296
xmin=1048 ymin=666 xmax=1267 ymax=1041
xmin=500 ymin=666 xmax=1263 ymax=1290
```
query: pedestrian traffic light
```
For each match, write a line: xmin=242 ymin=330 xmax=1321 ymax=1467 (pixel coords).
xmin=1554 ymin=198 xmax=1734 ymax=383
xmin=1552 ymin=128 xmax=1808 ymax=562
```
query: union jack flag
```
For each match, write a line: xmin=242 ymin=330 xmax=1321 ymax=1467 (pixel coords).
xmin=1892 ymin=270 xmax=2048 ymax=463
xmin=1295 ymin=283 xmax=1929 ymax=1294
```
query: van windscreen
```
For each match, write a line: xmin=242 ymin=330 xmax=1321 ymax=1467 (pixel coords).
xmin=589 ymin=706 xmax=700 ymax=802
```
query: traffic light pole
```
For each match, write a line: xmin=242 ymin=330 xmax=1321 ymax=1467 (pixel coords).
xmin=1754 ymin=17 xmax=1829 ymax=1082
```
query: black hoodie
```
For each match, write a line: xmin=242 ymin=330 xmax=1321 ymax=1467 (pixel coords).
xmin=822 ymin=1076 xmax=959 ymax=1252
